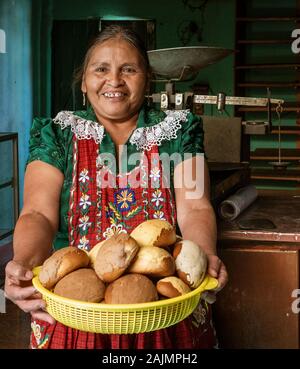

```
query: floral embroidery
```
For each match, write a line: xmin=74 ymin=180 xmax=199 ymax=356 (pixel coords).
xmin=105 ymin=192 xmax=142 ymax=233
xmin=107 ymin=202 xmax=122 ymax=222
xmin=79 ymin=168 xmax=90 ymax=183
xmin=125 ymin=206 xmax=143 ymax=219
xmin=31 ymin=321 xmax=41 ymax=343
xmin=153 ymin=210 xmax=166 ymax=220
xmin=78 ymin=235 xmax=90 ymax=251
xmin=114 ymin=188 xmax=136 ymax=212
xmin=150 ymin=189 xmax=166 ymax=219
xmin=79 ymin=215 xmax=92 ymax=232
xmin=149 ymin=167 xmax=160 ymax=189
xmin=31 ymin=321 xmax=50 ymax=349
xmin=103 ymin=223 xmax=127 ymax=239
xmin=151 ymin=189 xmax=164 ymax=207
xmin=95 ymin=148 xmax=103 ymax=242
xmin=79 ymin=194 xmax=92 ymax=210
xmin=76 ymin=168 xmax=93 ymax=250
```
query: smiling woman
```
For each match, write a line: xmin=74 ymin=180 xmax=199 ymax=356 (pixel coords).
xmin=4 ymin=25 xmax=228 ymax=349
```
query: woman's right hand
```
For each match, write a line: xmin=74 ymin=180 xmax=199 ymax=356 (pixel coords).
xmin=4 ymin=260 xmax=56 ymax=324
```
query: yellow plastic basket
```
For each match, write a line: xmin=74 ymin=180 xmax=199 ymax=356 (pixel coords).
xmin=32 ymin=266 xmax=218 ymax=334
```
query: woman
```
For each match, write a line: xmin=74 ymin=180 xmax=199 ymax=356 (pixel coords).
xmin=4 ymin=25 xmax=228 ymax=349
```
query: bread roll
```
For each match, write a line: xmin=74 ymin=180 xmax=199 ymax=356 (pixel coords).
xmin=39 ymin=246 xmax=90 ymax=289
xmin=88 ymin=240 xmax=105 ymax=268
xmin=128 ymin=246 xmax=175 ymax=277
xmin=173 ymin=240 xmax=207 ymax=289
xmin=54 ymin=268 xmax=105 ymax=302
xmin=157 ymin=276 xmax=191 ymax=298
xmin=94 ymin=233 xmax=139 ymax=283
xmin=130 ymin=219 xmax=176 ymax=248
xmin=105 ymin=274 xmax=158 ymax=304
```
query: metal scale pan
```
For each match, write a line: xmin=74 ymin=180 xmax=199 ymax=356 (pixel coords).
xmin=147 ymin=46 xmax=233 ymax=81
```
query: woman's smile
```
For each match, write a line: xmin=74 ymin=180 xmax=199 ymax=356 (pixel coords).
xmin=101 ymin=90 xmax=128 ymax=101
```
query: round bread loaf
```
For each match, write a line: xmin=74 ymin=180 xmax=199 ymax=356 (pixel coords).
xmin=88 ymin=240 xmax=105 ymax=268
xmin=94 ymin=233 xmax=139 ymax=283
xmin=128 ymin=246 xmax=175 ymax=277
xmin=130 ymin=219 xmax=176 ymax=248
xmin=105 ymin=273 xmax=158 ymax=304
xmin=39 ymin=246 xmax=90 ymax=289
xmin=157 ymin=276 xmax=191 ymax=298
xmin=54 ymin=268 xmax=105 ymax=302
xmin=173 ymin=240 xmax=207 ymax=289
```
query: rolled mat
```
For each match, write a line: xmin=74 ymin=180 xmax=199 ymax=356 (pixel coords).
xmin=218 ymin=184 xmax=258 ymax=221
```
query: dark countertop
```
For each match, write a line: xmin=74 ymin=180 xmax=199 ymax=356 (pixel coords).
xmin=218 ymin=194 xmax=300 ymax=245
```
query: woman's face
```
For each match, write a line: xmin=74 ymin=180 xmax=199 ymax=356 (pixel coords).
xmin=81 ymin=38 xmax=148 ymax=124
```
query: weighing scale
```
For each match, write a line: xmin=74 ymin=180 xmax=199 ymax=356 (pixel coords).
xmin=146 ymin=46 xmax=286 ymax=203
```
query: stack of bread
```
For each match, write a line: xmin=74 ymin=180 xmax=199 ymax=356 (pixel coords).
xmin=38 ymin=219 xmax=208 ymax=304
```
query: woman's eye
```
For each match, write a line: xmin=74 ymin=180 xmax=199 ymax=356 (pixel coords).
xmin=122 ymin=66 xmax=136 ymax=73
xmin=96 ymin=67 xmax=107 ymax=73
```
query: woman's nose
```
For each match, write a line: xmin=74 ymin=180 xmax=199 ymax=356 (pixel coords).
xmin=106 ymin=70 xmax=125 ymax=87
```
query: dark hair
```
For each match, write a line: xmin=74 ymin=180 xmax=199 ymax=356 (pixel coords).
xmin=74 ymin=25 xmax=151 ymax=86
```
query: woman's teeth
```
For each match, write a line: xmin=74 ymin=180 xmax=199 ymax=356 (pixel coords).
xmin=103 ymin=92 xmax=125 ymax=97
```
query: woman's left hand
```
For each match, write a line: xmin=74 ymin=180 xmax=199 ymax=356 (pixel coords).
xmin=201 ymin=254 xmax=228 ymax=304
xmin=207 ymin=254 xmax=228 ymax=292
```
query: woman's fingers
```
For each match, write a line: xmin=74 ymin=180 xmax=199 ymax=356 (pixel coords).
xmin=215 ymin=263 xmax=228 ymax=291
xmin=5 ymin=260 xmax=33 ymax=282
xmin=15 ymin=298 xmax=46 ymax=313
xmin=207 ymin=254 xmax=222 ymax=278
xmin=31 ymin=311 xmax=56 ymax=325
xmin=4 ymin=260 xmax=55 ymax=324
xmin=206 ymin=254 xmax=229 ymax=292
xmin=5 ymin=284 xmax=37 ymax=301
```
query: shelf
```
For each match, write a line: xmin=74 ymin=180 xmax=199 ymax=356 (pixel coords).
xmin=237 ymin=16 xmax=300 ymax=22
xmin=251 ymin=168 xmax=300 ymax=182
xmin=0 ymin=133 xmax=19 ymax=239
xmin=237 ymin=82 xmax=300 ymax=88
xmin=237 ymin=39 xmax=291 ymax=45
xmin=235 ymin=63 xmax=300 ymax=70
xmin=235 ymin=1 xmax=300 ymax=180
xmin=250 ymin=148 xmax=300 ymax=161
xmin=271 ymin=126 xmax=300 ymax=135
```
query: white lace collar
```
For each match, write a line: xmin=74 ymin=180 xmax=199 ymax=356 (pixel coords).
xmin=53 ymin=111 xmax=105 ymax=144
xmin=53 ymin=109 xmax=189 ymax=151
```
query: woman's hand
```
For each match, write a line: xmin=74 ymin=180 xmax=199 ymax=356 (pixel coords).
xmin=207 ymin=254 xmax=228 ymax=291
xmin=201 ymin=254 xmax=228 ymax=304
xmin=4 ymin=260 xmax=56 ymax=324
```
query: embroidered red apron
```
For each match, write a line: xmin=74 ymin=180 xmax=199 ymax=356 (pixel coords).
xmin=30 ymin=137 xmax=217 ymax=349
